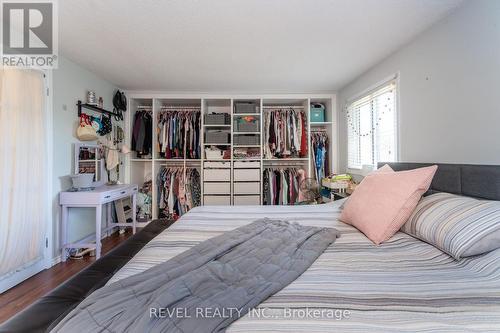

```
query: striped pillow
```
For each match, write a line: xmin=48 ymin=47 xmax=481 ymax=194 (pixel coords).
xmin=402 ymin=192 xmax=500 ymax=259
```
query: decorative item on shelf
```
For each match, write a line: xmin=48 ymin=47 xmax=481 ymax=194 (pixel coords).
xmin=87 ymin=91 xmax=97 ymax=105
xmin=98 ymin=96 xmax=103 ymax=109
xmin=310 ymin=103 xmax=325 ymax=122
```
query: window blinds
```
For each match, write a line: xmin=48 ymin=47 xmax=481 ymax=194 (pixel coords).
xmin=347 ymin=80 xmax=397 ymax=169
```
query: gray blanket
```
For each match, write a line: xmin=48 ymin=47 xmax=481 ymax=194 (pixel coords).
xmin=51 ymin=219 xmax=340 ymax=333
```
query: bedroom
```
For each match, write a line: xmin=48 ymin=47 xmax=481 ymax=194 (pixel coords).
xmin=0 ymin=0 xmax=499 ymax=332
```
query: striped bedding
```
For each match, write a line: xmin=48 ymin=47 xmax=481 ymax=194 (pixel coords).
xmin=108 ymin=200 xmax=500 ymax=332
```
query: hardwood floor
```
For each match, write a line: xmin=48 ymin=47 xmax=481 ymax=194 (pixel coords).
xmin=0 ymin=230 xmax=133 ymax=325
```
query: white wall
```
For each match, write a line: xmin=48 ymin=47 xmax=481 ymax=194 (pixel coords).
xmin=51 ymin=57 xmax=118 ymax=259
xmin=338 ymin=0 xmax=500 ymax=173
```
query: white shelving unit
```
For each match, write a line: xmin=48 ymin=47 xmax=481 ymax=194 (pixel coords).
xmin=125 ymin=93 xmax=337 ymax=222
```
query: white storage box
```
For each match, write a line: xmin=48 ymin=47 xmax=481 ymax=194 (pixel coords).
xmin=233 ymin=161 xmax=260 ymax=169
xmin=233 ymin=195 xmax=260 ymax=205
xmin=204 ymin=161 xmax=231 ymax=168
xmin=233 ymin=182 xmax=260 ymax=194
xmin=233 ymin=168 xmax=260 ymax=181
xmin=204 ymin=168 xmax=231 ymax=181
xmin=204 ymin=195 xmax=231 ymax=205
xmin=204 ymin=182 xmax=231 ymax=195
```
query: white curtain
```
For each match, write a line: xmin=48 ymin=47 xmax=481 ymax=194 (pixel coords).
xmin=0 ymin=68 xmax=47 ymax=279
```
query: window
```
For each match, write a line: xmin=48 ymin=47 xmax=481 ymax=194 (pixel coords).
xmin=347 ymin=79 xmax=397 ymax=170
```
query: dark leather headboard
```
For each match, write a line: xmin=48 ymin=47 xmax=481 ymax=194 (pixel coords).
xmin=378 ymin=162 xmax=500 ymax=201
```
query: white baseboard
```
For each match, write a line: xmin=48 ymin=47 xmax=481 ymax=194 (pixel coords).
xmin=51 ymin=255 xmax=62 ymax=267
xmin=0 ymin=260 xmax=46 ymax=293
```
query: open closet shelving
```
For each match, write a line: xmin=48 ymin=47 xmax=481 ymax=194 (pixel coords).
xmin=125 ymin=94 xmax=337 ymax=225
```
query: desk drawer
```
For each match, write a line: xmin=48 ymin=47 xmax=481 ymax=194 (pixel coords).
xmin=233 ymin=182 xmax=260 ymax=194
xmin=233 ymin=169 xmax=260 ymax=181
xmin=204 ymin=182 xmax=230 ymax=195
xmin=101 ymin=186 xmax=138 ymax=202
xmin=233 ymin=195 xmax=260 ymax=205
xmin=204 ymin=195 xmax=231 ymax=206
xmin=204 ymin=168 xmax=231 ymax=181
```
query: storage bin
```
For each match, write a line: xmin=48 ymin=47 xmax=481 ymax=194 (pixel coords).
xmin=204 ymin=182 xmax=231 ymax=194
xmin=204 ymin=161 xmax=231 ymax=168
xmin=234 ymin=134 xmax=260 ymax=145
xmin=204 ymin=168 xmax=231 ymax=181
xmin=310 ymin=103 xmax=325 ymax=122
xmin=204 ymin=195 xmax=231 ymax=205
xmin=233 ymin=161 xmax=261 ymax=168
xmin=233 ymin=168 xmax=260 ymax=181
xmin=234 ymin=119 xmax=259 ymax=132
xmin=234 ymin=101 xmax=258 ymax=114
xmin=233 ymin=182 xmax=260 ymax=194
xmin=233 ymin=195 xmax=260 ymax=205
xmin=205 ymin=130 xmax=230 ymax=144
xmin=205 ymin=113 xmax=230 ymax=125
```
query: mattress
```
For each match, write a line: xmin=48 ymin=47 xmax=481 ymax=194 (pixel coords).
xmin=108 ymin=201 xmax=500 ymax=332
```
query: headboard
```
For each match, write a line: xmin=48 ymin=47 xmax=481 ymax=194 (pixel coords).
xmin=378 ymin=162 xmax=500 ymax=201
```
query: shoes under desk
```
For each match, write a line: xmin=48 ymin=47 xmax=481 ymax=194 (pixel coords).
xmin=59 ymin=184 xmax=138 ymax=261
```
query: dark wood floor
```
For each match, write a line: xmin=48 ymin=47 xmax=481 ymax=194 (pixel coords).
xmin=0 ymin=230 xmax=133 ymax=325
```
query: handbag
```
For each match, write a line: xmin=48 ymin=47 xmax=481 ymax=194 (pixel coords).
xmin=98 ymin=114 xmax=112 ymax=135
xmin=112 ymin=90 xmax=127 ymax=120
xmin=76 ymin=113 xmax=98 ymax=141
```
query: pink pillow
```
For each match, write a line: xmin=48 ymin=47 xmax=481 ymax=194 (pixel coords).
xmin=375 ymin=164 xmax=394 ymax=173
xmin=340 ymin=165 xmax=438 ymax=245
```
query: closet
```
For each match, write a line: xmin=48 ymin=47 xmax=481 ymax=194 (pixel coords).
xmin=126 ymin=95 xmax=336 ymax=225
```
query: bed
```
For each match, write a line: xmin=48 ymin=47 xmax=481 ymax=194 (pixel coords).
xmin=2 ymin=163 xmax=500 ymax=332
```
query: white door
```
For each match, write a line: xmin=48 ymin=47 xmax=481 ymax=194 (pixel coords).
xmin=0 ymin=68 xmax=51 ymax=293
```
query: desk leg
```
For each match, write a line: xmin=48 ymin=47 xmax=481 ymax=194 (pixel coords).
xmin=106 ymin=202 xmax=112 ymax=237
xmin=61 ymin=205 xmax=68 ymax=262
xmin=132 ymin=193 xmax=137 ymax=234
xmin=95 ymin=205 xmax=102 ymax=260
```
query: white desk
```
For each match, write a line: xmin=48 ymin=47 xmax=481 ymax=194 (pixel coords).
xmin=60 ymin=184 xmax=138 ymax=261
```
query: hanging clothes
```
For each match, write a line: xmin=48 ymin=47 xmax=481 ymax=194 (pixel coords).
xmin=157 ymin=111 xmax=201 ymax=159
xmin=310 ymin=131 xmax=330 ymax=183
xmin=131 ymin=110 xmax=153 ymax=157
xmin=157 ymin=167 xmax=201 ymax=218
xmin=263 ymin=167 xmax=305 ymax=205
xmin=263 ymin=108 xmax=307 ymax=159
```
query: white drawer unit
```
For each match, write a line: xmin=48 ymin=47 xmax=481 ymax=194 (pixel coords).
xmin=233 ymin=161 xmax=261 ymax=169
xmin=204 ymin=161 xmax=231 ymax=169
xmin=233 ymin=168 xmax=260 ymax=182
xmin=233 ymin=182 xmax=260 ymax=195
xmin=204 ymin=168 xmax=231 ymax=181
xmin=233 ymin=195 xmax=260 ymax=205
xmin=204 ymin=195 xmax=231 ymax=206
xmin=204 ymin=182 xmax=231 ymax=194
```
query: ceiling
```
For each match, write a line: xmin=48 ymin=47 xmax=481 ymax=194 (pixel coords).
xmin=59 ymin=0 xmax=464 ymax=92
